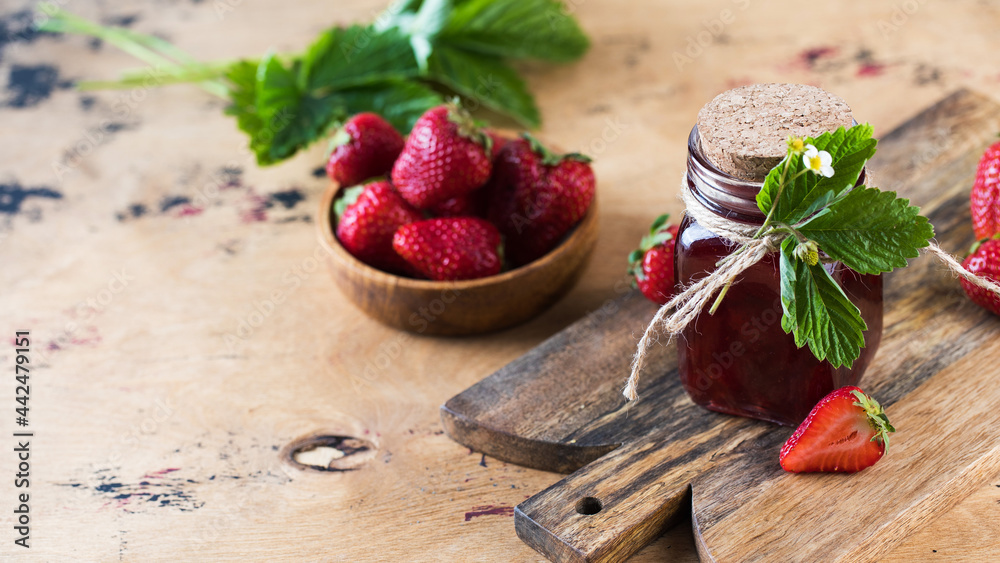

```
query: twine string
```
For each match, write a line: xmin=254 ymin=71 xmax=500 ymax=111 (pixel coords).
xmin=623 ymin=181 xmax=1000 ymax=402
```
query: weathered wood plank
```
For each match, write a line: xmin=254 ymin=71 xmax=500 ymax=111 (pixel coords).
xmin=443 ymin=89 xmax=1000 ymax=562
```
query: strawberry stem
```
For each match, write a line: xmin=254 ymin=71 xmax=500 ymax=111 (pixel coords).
xmin=446 ymin=98 xmax=491 ymax=153
xmin=521 ymin=132 xmax=592 ymax=166
xmin=850 ymin=389 xmax=896 ymax=452
xmin=333 ymin=185 xmax=365 ymax=222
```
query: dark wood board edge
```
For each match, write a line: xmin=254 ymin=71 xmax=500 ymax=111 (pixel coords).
xmin=440 ymin=404 xmax=621 ymax=474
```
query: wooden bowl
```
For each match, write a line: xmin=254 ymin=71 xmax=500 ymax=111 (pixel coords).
xmin=317 ymin=183 xmax=599 ymax=336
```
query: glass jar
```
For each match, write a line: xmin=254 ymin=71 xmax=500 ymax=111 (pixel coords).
xmin=676 ymin=126 xmax=884 ymax=426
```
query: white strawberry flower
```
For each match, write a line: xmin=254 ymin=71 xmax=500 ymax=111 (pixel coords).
xmin=803 ymin=145 xmax=834 ymax=178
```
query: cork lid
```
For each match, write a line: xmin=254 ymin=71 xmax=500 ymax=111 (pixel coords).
xmin=697 ymin=83 xmax=854 ymax=181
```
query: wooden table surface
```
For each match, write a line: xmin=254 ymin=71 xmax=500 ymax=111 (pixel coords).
xmin=2 ymin=0 xmax=998 ymax=560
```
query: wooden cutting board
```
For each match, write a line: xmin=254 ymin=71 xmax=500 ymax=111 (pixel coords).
xmin=441 ymin=89 xmax=1000 ymax=563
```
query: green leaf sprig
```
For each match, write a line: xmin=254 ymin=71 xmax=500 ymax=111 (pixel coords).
xmin=38 ymin=1 xmax=589 ymax=165
xmin=712 ymin=124 xmax=934 ymax=368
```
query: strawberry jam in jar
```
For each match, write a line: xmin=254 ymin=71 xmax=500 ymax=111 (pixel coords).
xmin=676 ymin=84 xmax=884 ymax=426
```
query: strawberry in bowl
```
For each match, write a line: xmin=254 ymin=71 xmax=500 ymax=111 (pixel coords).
xmin=317 ymin=104 xmax=599 ymax=335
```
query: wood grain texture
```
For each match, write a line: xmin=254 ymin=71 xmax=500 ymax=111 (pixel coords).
xmin=318 ymin=182 xmax=599 ymax=336
xmin=444 ymin=89 xmax=1000 ymax=562
xmin=3 ymin=0 xmax=1000 ymax=560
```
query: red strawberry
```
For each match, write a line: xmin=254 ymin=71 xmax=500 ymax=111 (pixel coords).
xmin=960 ymin=237 xmax=1000 ymax=315
xmin=391 ymin=103 xmax=493 ymax=210
xmin=392 ymin=218 xmax=502 ymax=281
xmin=326 ymin=113 xmax=405 ymax=187
xmin=780 ymin=386 xmax=895 ymax=473
xmin=488 ymin=135 xmax=595 ymax=266
xmin=335 ymin=180 xmax=422 ymax=275
xmin=628 ymin=214 xmax=679 ymax=305
xmin=970 ymin=138 xmax=1000 ymax=240
xmin=429 ymin=189 xmax=489 ymax=218
xmin=486 ymin=129 xmax=509 ymax=159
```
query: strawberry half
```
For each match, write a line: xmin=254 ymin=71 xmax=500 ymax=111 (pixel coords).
xmin=628 ymin=214 xmax=679 ymax=305
xmin=326 ymin=113 xmax=405 ymax=187
xmin=970 ymin=138 xmax=1000 ymax=240
xmin=392 ymin=217 xmax=503 ymax=281
xmin=391 ymin=102 xmax=493 ymax=210
xmin=335 ymin=180 xmax=422 ymax=275
xmin=960 ymin=237 xmax=1000 ymax=315
xmin=780 ymin=386 xmax=895 ymax=473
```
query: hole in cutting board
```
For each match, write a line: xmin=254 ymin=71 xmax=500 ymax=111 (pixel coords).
xmin=575 ymin=497 xmax=603 ymax=515
xmin=282 ymin=435 xmax=377 ymax=472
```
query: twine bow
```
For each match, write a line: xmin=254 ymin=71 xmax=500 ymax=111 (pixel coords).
xmin=623 ymin=181 xmax=1000 ymax=402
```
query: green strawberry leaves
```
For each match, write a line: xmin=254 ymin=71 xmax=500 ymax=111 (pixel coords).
xmin=752 ymin=124 xmax=934 ymax=368
xmin=234 ymin=27 xmax=441 ymax=165
xmin=629 ymin=214 xmax=674 ymax=283
xmin=757 ymin=125 xmax=878 ymax=225
xmin=850 ymin=389 xmax=896 ymax=451
xmin=42 ymin=3 xmax=590 ymax=166
xmin=779 ymin=237 xmax=867 ymax=368
xmin=426 ymin=46 xmax=539 ymax=128
xmin=796 ymin=186 xmax=934 ymax=275
xmin=437 ymin=0 xmax=590 ymax=63
xmin=333 ymin=185 xmax=366 ymax=222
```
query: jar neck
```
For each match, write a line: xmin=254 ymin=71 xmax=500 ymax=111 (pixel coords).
xmin=686 ymin=125 xmax=768 ymax=225
xmin=686 ymin=125 xmax=865 ymax=226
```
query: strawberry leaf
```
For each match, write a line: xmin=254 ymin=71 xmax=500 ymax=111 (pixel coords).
xmin=797 ymin=186 xmax=934 ymax=274
xmin=649 ymin=214 xmax=670 ymax=234
xmin=301 ymin=26 xmax=420 ymax=91
xmin=438 ymin=0 xmax=589 ymax=63
xmin=779 ymin=237 xmax=867 ymax=368
xmin=44 ymin=4 xmax=592 ymax=166
xmin=332 ymin=81 xmax=443 ymax=134
xmin=242 ymin=27 xmax=436 ymax=164
xmin=426 ymin=46 xmax=539 ymax=127
xmin=224 ymin=60 xmax=266 ymax=150
xmin=334 ymin=185 xmax=366 ymax=221
xmin=758 ymin=125 xmax=878 ymax=225
xmin=380 ymin=0 xmax=453 ymax=71
xmin=253 ymin=51 xmax=333 ymax=165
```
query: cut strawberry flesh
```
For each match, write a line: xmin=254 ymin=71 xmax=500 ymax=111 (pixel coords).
xmin=779 ymin=386 xmax=890 ymax=473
